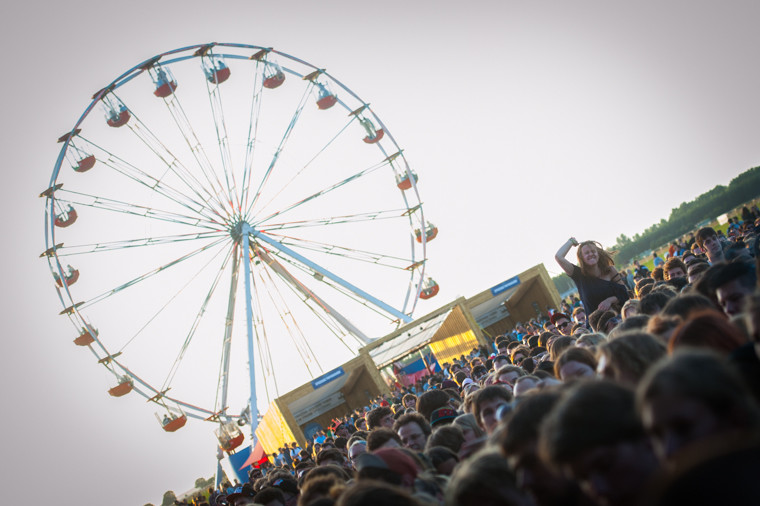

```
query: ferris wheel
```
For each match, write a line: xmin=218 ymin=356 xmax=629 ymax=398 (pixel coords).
xmin=41 ymin=43 xmax=439 ymax=448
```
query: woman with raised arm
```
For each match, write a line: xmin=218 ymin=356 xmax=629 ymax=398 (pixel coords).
xmin=555 ymin=238 xmax=629 ymax=314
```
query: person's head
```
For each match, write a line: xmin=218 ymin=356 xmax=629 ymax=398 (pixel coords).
xmin=710 ymin=261 xmax=757 ymax=317
xmin=542 ymin=320 xmax=558 ymax=335
xmin=637 ymin=350 xmax=760 ymax=462
xmin=554 ymin=347 xmax=597 ymax=382
xmin=660 ymin=293 xmax=716 ymax=319
xmin=338 ymin=477 xmax=420 ymax=506
xmin=495 ymin=364 xmax=527 ymax=391
xmin=572 ymin=307 xmax=587 ymax=325
xmin=596 ymin=331 xmax=667 ymax=387
xmin=696 ymin=227 xmax=721 ymax=258
xmin=347 ymin=440 xmax=367 ymax=468
xmin=539 ymin=381 xmax=657 ymax=506
xmin=316 ymin=448 xmax=346 ymax=468
xmin=512 ymin=375 xmax=541 ymax=398
xmin=366 ymin=406 xmax=394 ymax=430
xmin=415 ymin=389 xmax=450 ymax=422
xmin=668 ymin=309 xmax=746 ymax=355
xmin=252 ymin=487 xmax=284 ymax=506
xmin=686 ymin=259 xmax=711 ymax=285
xmin=393 ymin=412 xmax=431 ymax=452
xmin=498 ymin=391 xmax=582 ymax=506
xmin=425 ymin=446 xmax=459 ymax=476
xmin=496 ymin=339 xmax=510 ymax=356
xmin=426 ymin=424 xmax=465 ymax=454
xmin=550 ymin=312 xmax=573 ymax=336
xmin=575 ymin=332 xmax=606 ymax=352
xmin=445 ymin=449 xmax=528 ymax=506
xmin=639 ymin=290 xmax=676 ymax=316
xmin=663 ymin=257 xmax=687 ymax=281
xmin=471 ymin=385 xmax=513 ymax=434
xmin=492 ymin=354 xmax=509 ymax=371
xmin=401 ymin=393 xmax=417 ymax=409
xmin=452 ymin=413 xmax=485 ymax=443
xmin=366 ymin=427 xmax=402 ymax=452
xmin=577 ymin=241 xmax=615 ymax=275
xmin=510 ymin=345 xmax=531 ymax=365
xmin=471 ymin=364 xmax=488 ymax=383
xmin=355 ymin=448 xmax=420 ymax=490
xmin=547 ymin=336 xmax=575 ymax=362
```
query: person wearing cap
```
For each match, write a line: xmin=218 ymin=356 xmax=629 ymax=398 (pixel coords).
xmin=429 ymin=407 xmax=458 ymax=429
xmin=354 ymin=447 xmax=421 ymax=490
xmin=393 ymin=412 xmax=431 ymax=451
xmin=550 ymin=312 xmax=573 ymax=337
xmin=226 ymin=483 xmax=257 ymax=506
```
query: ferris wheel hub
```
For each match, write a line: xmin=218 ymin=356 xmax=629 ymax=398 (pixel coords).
xmin=229 ymin=219 xmax=253 ymax=243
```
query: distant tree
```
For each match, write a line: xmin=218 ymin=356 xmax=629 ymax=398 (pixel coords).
xmin=161 ymin=491 xmax=176 ymax=506
xmin=195 ymin=476 xmax=214 ymax=489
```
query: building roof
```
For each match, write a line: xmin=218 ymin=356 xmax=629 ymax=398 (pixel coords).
xmin=368 ymin=310 xmax=452 ymax=368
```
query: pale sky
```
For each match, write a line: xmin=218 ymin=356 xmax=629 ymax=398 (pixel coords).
xmin=2 ymin=1 xmax=759 ymax=504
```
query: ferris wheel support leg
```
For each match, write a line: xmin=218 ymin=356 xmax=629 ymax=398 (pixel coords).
xmin=241 ymin=224 xmax=259 ymax=445
xmin=252 ymin=229 xmax=413 ymax=324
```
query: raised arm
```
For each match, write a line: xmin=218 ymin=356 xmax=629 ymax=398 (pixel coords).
xmin=555 ymin=237 xmax=579 ymax=276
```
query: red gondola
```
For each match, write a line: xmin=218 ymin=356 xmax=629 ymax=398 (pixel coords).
xmin=208 ymin=65 xmax=231 ymax=84
xmin=263 ymin=71 xmax=285 ymax=89
xmin=396 ymin=171 xmax=419 ymax=190
xmin=415 ymin=224 xmax=438 ymax=243
xmin=73 ymin=155 xmax=96 ymax=173
xmin=54 ymin=206 xmax=78 ymax=228
xmin=420 ymin=279 xmax=439 ymax=300
xmin=54 ymin=268 xmax=79 ymax=287
xmin=74 ymin=327 xmax=97 ymax=346
xmin=107 ymin=107 xmax=130 ymax=128
xmin=108 ymin=378 xmax=134 ymax=397
xmin=154 ymin=80 xmax=178 ymax=98
xmin=317 ymin=93 xmax=338 ymax=110
xmin=363 ymin=129 xmax=384 ymax=144
xmin=217 ymin=421 xmax=245 ymax=453
xmin=161 ymin=414 xmax=188 ymax=432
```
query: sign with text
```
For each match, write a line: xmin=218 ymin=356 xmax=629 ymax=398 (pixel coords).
xmin=490 ymin=276 xmax=521 ymax=296
xmin=311 ymin=366 xmax=345 ymax=390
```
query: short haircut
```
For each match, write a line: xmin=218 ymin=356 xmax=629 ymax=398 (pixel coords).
xmin=661 ymin=293 xmax=716 ymax=319
xmin=366 ymin=427 xmax=402 ymax=452
xmin=639 ymin=290 xmax=675 ymax=316
xmin=366 ymin=406 xmax=392 ymax=430
xmin=316 ymin=448 xmax=345 ymax=466
xmin=554 ymin=347 xmax=597 ymax=378
xmin=548 ymin=336 xmax=575 ymax=361
xmin=663 ymin=257 xmax=687 ymax=279
xmin=253 ymin=487 xmax=285 ymax=505
xmin=471 ymin=385 xmax=513 ymax=424
xmin=393 ymin=412 xmax=432 ymax=437
xmin=401 ymin=393 xmax=417 ymax=406
xmin=445 ymin=449 xmax=521 ymax=506
xmin=696 ymin=227 xmax=717 ymax=249
xmin=426 ymin=424 xmax=465 ymax=453
xmin=668 ymin=310 xmax=746 ymax=354
xmin=596 ymin=331 xmax=667 ymax=385
xmin=709 ymin=261 xmax=757 ymax=292
xmin=416 ymin=389 xmax=450 ymax=421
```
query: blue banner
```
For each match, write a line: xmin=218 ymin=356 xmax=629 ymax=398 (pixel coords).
xmin=311 ymin=366 xmax=345 ymax=389
xmin=490 ymin=276 xmax=520 ymax=296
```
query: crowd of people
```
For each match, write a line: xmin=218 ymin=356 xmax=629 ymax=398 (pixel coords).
xmin=180 ymin=207 xmax=760 ymax=506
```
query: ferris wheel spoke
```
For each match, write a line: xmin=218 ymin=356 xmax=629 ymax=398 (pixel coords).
xmin=203 ymin=58 xmax=241 ymax=212
xmin=254 ymin=258 xmax=323 ymax=376
xmin=248 ymin=269 xmax=280 ymax=402
xmin=254 ymin=245 xmax=375 ymax=347
xmin=150 ymin=84 xmax=235 ymax=213
xmin=53 ymin=230 xmax=227 ymax=257
xmin=253 ymin=158 xmax=389 ymax=226
xmin=117 ymin=241 xmax=233 ymax=354
xmin=79 ymin=136 xmax=227 ymax=223
xmin=246 ymin=81 xmax=315 ymax=216
xmin=240 ymin=61 xmax=265 ymax=213
xmin=77 ymin=236 xmax=228 ymax=311
xmin=55 ymin=190 xmax=223 ymax=230
xmin=161 ymin=242 xmax=236 ymax=391
xmin=269 ymin=232 xmax=414 ymax=269
xmin=253 ymin=230 xmax=412 ymax=323
xmin=110 ymin=95 xmax=231 ymax=218
xmin=254 ymin=116 xmax=357 ymax=217
xmin=261 ymin=208 xmax=409 ymax=231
